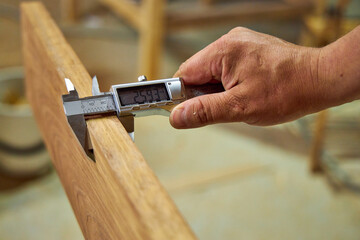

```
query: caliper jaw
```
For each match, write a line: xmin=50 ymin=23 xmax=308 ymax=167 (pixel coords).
xmin=92 ymin=76 xmax=135 ymax=140
xmin=62 ymin=82 xmax=95 ymax=161
xmin=119 ymin=115 xmax=134 ymax=140
xmin=62 ymin=77 xmax=135 ymax=162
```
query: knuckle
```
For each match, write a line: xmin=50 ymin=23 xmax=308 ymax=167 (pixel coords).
xmin=227 ymin=93 xmax=249 ymax=121
xmin=218 ymin=36 xmax=237 ymax=57
xmin=225 ymin=37 xmax=237 ymax=50
xmin=218 ymin=33 xmax=228 ymax=42
xmin=214 ymin=34 xmax=228 ymax=51
xmin=223 ymin=29 xmax=252 ymax=55
xmin=227 ymin=94 xmax=241 ymax=110
xmin=192 ymin=97 xmax=213 ymax=126
xmin=228 ymin=26 xmax=248 ymax=34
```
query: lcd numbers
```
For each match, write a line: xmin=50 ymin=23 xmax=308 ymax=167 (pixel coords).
xmin=117 ymin=83 xmax=170 ymax=106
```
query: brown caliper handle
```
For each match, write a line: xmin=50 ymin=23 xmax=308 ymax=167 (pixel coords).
xmin=184 ymin=83 xmax=225 ymax=99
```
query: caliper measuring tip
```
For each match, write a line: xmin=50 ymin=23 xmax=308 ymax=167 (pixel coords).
xmin=64 ymin=78 xmax=75 ymax=92
xmin=92 ymin=75 xmax=102 ymax=96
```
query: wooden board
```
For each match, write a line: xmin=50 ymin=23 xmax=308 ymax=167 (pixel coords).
xmin=21 ymin=2 xmax=196 ymax=240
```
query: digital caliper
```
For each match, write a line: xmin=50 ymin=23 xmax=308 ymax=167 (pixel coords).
xmin=62 ymin=75 xmax=224 ymax=161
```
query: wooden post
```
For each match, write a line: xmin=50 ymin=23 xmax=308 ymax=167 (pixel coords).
xmin=60 ymin=0 xmax=76 ymax=23
xmin=21 ymin=2 xmax=195 ymax=239
xmin=309 ymin=110 xmax=328 ymax=172
xmin=138 ymin=0 xmax=165 ymax=80
xmin=100 ymin=0 xmax=141 ymax=30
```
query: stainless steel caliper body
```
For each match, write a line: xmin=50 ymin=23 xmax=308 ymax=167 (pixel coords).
xmin=62 ymin=75 xmax=224 ymax=161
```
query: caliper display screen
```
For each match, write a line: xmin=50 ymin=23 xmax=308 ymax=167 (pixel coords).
xmin=117 ymin=83 xmax=170 ymax=106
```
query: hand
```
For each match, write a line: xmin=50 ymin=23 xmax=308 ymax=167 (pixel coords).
xmin=169 ymin=27 xmax=323 ymax=129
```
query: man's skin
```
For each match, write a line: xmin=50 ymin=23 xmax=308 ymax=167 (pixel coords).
xmin=169 ymin=26 xmax=360 ymax=129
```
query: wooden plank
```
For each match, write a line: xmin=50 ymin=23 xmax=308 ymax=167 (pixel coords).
xmin=21 ymin=2 xmax=195 ymax=240
xmin=100 ymin=0 xmax=141 ymax=30
xmin=138 ymin=0 xmax=165 ymax=80
xmin=166 ymin=1 xmax=313 ymax=31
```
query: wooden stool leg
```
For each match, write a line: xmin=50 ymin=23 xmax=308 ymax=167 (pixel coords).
xmin=138 ymin=0 xmax=165 ymax=80
xmin=61 ymin=0 xmax=76 ymax=23
xmin=310 ymin=110 xmax=328 ymax=172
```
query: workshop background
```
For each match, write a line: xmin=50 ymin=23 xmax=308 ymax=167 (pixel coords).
xmin=0 ymin=0 xmax=360 ymax=239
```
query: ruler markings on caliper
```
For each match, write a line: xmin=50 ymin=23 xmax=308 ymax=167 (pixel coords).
xmin=64 ymin=95 xmax=116 ymax=116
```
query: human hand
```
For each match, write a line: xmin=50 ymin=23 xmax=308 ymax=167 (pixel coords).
xmin=169 ymin=27 xmax=323 ymax=129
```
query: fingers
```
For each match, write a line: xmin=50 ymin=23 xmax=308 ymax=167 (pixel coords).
xmin=170 ymin=87 xmax=246 ymax=129
xmin=173 ymin=37 xmax=226 ymax=85
xmin=170 ymin=28 xmax=248 ymax=128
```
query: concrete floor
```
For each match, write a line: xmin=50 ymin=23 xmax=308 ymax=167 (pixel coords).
xmin=0 ymin=3 xmax=360 ymax=239
xmin=1 ymin=119 xmax=360 ymax=239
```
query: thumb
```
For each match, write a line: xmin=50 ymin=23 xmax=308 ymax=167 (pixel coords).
xmin=170 ymin=87 xmax=245 ymax=129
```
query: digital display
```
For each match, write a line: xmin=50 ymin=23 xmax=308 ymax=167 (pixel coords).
xmin=117 ymin=83 xmax=169 ymax=106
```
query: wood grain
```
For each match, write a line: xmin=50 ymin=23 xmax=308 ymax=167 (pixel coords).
xmin=21 ymin=2 xmax=195 ymax=239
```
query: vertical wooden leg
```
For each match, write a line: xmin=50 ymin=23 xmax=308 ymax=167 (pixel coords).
xmin=309 ymin=110 xmax=328 ymax=172
xmin=138 ymin=0 xmax=165 ymax=80
xmin=61 ymin=0 xmax=76 ymax=23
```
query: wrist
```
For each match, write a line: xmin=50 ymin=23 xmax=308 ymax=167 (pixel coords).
xmin=317 ymin=26 xmax=360 ymax=108
xmin=295 ymin=46 xmax=324 ymax=114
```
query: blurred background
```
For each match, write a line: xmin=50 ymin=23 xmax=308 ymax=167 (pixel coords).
xmin=0 ymin=0 xmax=360 ymax=239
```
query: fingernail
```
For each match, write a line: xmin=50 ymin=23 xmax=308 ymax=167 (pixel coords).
xmin=170 ymin=105 xmax=186 ymax=128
